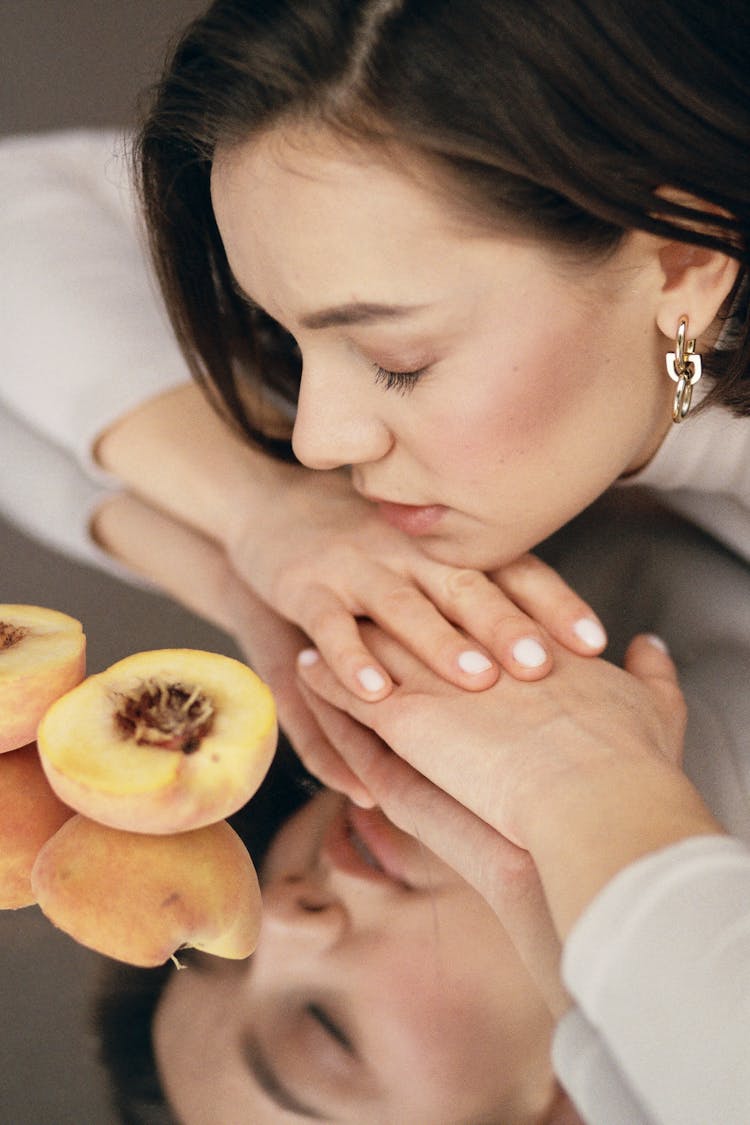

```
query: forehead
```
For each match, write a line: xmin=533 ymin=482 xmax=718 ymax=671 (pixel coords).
xmin=212 ymin=123 xmax=473 ymax=236
xmin=210 ymin=125 xmax=534 ymax=317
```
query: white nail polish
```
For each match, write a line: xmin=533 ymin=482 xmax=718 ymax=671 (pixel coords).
xmin=458 ymin=650 xmax=493 ymax=674
xmin=357 ymin=666 xmax=387 ymax=693
xmin=645 ymin=633 xmax=669 ymax=654
xmin=297 ymin=648 xmax=320 ymax=667
xmin=512 ymin=637 xmax=548 ymax=669
xmin=573 ymin=617 xmax=607 ymax=649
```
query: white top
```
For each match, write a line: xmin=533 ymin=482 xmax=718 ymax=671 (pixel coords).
xmin=3 ymin=128 xmax=750 ymax=1125
xmin=0 ymin=129 xmax=189 ymax=568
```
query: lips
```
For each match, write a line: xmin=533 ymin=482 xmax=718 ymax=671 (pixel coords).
xmin=372 ymin=500 xmax=446 ymax=536
xmin=321 ymin=801 xmax=413 ymax=888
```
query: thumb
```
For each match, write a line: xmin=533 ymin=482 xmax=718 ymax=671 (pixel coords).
xmin=623 ymin=633 xmax=687 ymax=747
xmin=623 ymin=632 xmax=677 ymax=684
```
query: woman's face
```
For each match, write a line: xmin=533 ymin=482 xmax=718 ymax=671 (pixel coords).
xmin=154 ymin=790 xmax=558 ymax=1123
xmin=211 ymin=127 xmax=675 ymax=570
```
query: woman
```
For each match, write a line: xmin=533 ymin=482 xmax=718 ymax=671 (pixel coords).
xmin=128 ymin=0 xmax=748 ymax=793
xmin=126 ymin=4 xmax=750 ymax=1121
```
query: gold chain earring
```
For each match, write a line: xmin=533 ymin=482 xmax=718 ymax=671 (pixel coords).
xmin=665 ymin=316 xmax=702 ymax=423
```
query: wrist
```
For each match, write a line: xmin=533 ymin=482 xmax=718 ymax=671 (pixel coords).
xmin=516 ymin=752 xmax=723 ymax=939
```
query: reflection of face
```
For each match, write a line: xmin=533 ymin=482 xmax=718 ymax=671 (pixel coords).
xmin=154 ymin=790 xmax=557 ymax=1123
xmin=212 ymin=127 xmax=674 ymax=571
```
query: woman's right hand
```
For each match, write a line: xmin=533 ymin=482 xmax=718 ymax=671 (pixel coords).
xmin=223 ymin=460 xmax=608 ymax=702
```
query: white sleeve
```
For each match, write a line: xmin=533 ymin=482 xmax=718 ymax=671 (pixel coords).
xmin=558 ymin=835 xmax=750 ymax=1125
xmin=0 ymin=128 xmax=191 ymax=480
xmin=553 ymin=1009 xmax=656 ymax=1125
xmin=0 ymin=399 xmax=149 ymax=585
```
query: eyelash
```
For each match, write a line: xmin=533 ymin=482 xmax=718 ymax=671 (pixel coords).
xmin=373 ymin=365 xmax=427 ymax=394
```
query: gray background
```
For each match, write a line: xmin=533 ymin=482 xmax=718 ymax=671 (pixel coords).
xmin=1 ymin=4 xmax=222 ymax=1122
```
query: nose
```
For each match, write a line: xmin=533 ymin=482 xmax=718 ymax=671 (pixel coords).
xmin=260 ymin=875 xmax=349 ymax=950
xmin=292 ymin=357 xmax=393 ymax=470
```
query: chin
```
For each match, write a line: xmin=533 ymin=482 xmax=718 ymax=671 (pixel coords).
xmin=419 ymin=533 xmax=516 ymax=572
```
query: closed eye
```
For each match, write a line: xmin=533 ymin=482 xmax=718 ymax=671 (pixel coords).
xmin=373 ymin=365 xmax=427 ymax=394
xmin=306 ymin=1003 xmax=356 ymax=1056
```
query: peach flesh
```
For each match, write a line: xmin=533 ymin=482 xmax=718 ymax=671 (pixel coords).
xmin=37 ymin=649 xmax=278 ymax=834
xmin=0 ymin=743 xmax=74 ymax=909
xmin=0 ymin=605 xmax=86 ymax=754
xmin=31 ymin=814 xmax=262 ymax=967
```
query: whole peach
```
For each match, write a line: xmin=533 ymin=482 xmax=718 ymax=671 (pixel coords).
xmin=31 ymin=814 xmax=262 ymax=966
xmin=0 ymin=743 xmax=74 ymax=908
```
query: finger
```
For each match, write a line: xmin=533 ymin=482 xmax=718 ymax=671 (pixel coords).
xmin=623 ymin=633 xmax=687 ymax=766
xmin=292 ymin=584 xmax=395 ymax=700
xmin=284 ymin=701 xmax=375 ymax=808
xmin=490 ymin=554 xmax=608 ymax=656
xmin=412 ymin=561 xmax=555 ymax=680
xmin=623 ymin=633 xmax=686 ymax=716
xmin=352 ymin=565 xmax=501 ymax=690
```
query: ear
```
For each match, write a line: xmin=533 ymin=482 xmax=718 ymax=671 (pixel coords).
xmin=652 ymin=188 xmax=741 ymax=345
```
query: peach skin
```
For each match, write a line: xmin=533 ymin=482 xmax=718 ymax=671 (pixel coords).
xmin=31 ymin=814 xmax=262 ymax=966
xmin=37 ymin=648 xmax=277 ymax=834
xmin=0 ymin=743 xmax=74 ymax=909
xmin=0 ymin=605 xmax=86 ymax=753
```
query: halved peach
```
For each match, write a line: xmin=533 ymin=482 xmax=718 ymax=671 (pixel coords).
xmin=31 ymin=814 xmax=261 ymax=966
xmin=0 ymin=743 xmax=74 ymax=908
xmin=0 ymin=605 xmax=86 ymax=753
xmin=37 ymin=648 xmax=277 ymax=834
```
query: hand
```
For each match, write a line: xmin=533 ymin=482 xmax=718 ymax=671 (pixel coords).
xmin=297 ymin=625 xmax=722 ymax=936
xmin=225 ymin=464 xmax=608 ymax=702
xmin=297 ymin=625 xmax=685 ymax=841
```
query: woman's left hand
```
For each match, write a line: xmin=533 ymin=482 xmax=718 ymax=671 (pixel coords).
xmin=297 ymin=625 xmax=722 ymax=937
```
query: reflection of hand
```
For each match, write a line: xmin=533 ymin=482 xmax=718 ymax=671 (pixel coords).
xmin=301 ymin=681 xmax=572 ymax=1018
xmin=297 ymin=626 xmax=723 ymax=937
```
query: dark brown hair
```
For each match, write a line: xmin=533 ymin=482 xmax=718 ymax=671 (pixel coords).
xmin=137 ymin=0 xmax=750 ymax=458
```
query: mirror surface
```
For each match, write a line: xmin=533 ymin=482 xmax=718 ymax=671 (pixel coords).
xmin=3 ymin=6 xmax=750 ymax=1124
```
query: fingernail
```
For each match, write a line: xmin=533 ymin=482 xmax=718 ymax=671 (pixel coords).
xmin=573 ymin=617 xmax=607 ymax=649
xmin=297 ymin=648 xmax=320 ymax=667
xmin=357 ymin=666 xmax=387 ymax=693
xmin=457 ymin=650 xmax=493 ymax=674
xmin=512 ymin=637 xmax=548 ymax=669
xmin=350 ymin=789 xmax=376 ymax=809
xmin=645 ymin=633 xmax=669 ymax=654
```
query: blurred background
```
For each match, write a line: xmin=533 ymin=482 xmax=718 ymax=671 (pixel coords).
xmin=1 ymin=4 xmax=223 ymax=1122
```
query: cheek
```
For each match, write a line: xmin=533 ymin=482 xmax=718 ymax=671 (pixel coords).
xmin=423 ymin=331 xmax=581 ymax=480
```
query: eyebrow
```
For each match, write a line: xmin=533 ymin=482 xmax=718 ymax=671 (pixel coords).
xmin=229 ymin=267 xmax=430 ymax=332
xmin=298 ymin=302 xmax=429 ymax=330
xmin=242 ymin=1034 xmax=332 ymax=1120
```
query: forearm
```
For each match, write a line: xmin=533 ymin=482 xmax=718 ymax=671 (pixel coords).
xmin=93 ymin=382 xmax=299 ymax=550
